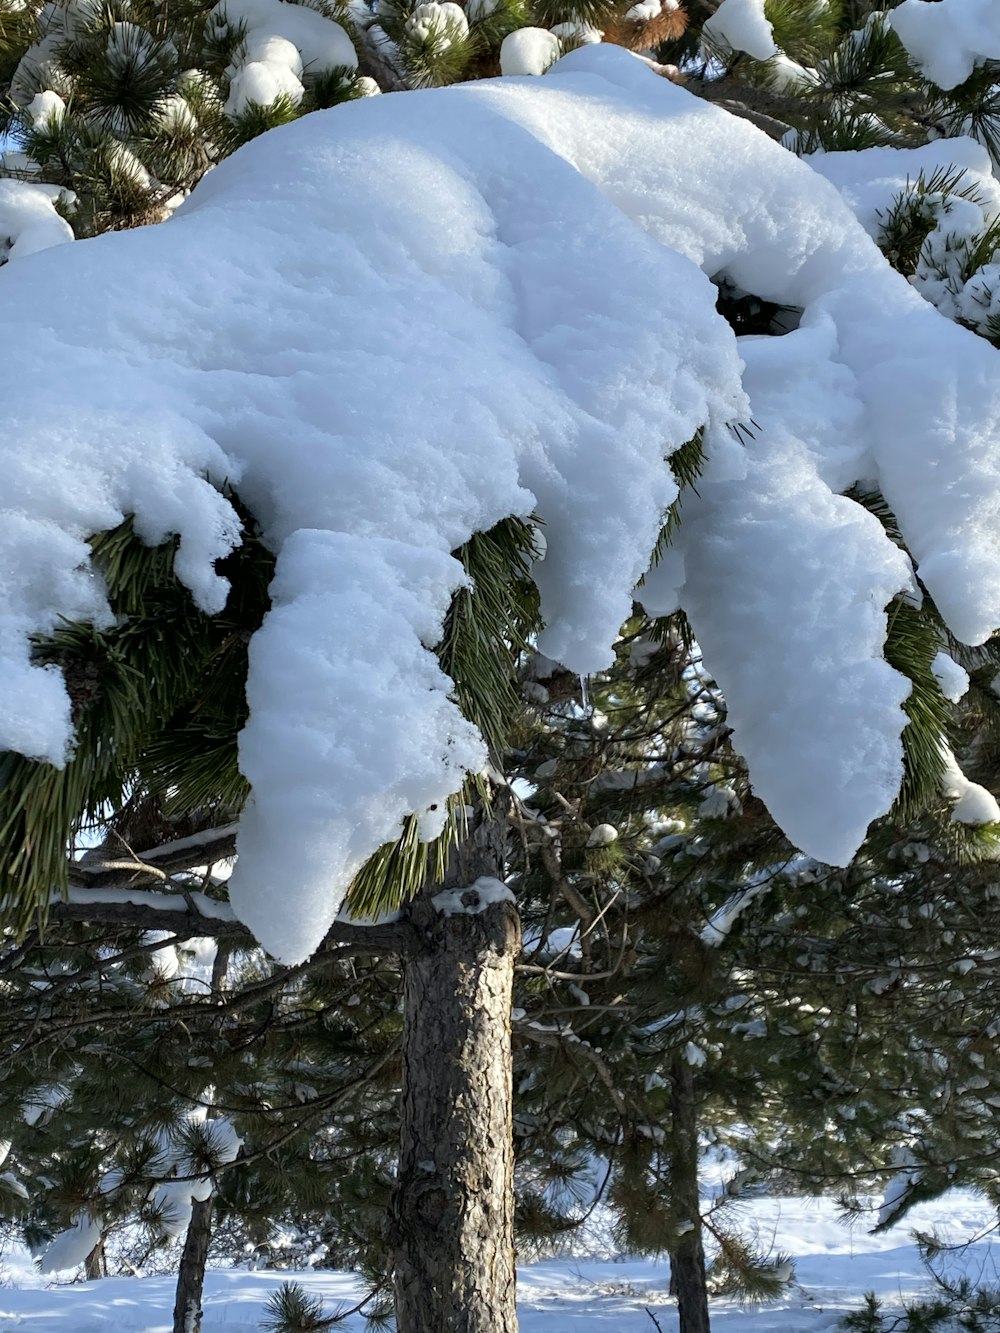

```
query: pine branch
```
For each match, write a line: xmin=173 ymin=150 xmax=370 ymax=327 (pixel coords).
xmin=42 ymin=889 xmax=420 ymax=956
xmin=67 ymin=822 xmax=241 ymax=888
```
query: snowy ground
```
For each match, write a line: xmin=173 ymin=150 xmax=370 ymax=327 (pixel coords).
xmin=1 ymin=1192 xmax=998 ymax=1331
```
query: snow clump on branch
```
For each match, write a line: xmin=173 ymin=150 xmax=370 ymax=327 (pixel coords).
xmin=2 ymin=48 xmax=1000 ymax=961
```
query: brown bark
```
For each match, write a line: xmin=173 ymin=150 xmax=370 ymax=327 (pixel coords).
xmin=172 ymin=1196 xmax=214 ymax=1333
xmin=391 ymin=811 xmax=520 ymax=1333
xmin=84 ymin=1238 xmax=106 ymax=1280
xmin=172 ymin=944 xmax=225 ymax=1333
xmin=668 ymin=1057 xmax=711 ymax=1333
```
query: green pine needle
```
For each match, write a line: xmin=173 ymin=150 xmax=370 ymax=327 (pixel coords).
xmin=261 ymin=1281 xmax=337 ymax=1332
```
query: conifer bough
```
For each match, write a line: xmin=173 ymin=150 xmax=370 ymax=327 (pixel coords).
xmin=1 ymin=45 xmax=1000 ymax=964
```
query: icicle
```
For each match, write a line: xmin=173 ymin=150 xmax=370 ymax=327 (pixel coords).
xmin=579 ymin=674 xmax=590 ymax=713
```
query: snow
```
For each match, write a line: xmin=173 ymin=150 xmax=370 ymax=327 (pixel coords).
xmin=25 ymin=89 xmax=65 ymax=129
xmin=767 ymin=54 xmax=818 ymax=91
xmin=807 ymin=138 xmax=1000 ymax=336
xmin=702 ymin=0 xmax=777 ymax=60
xmin=499 ymin=28 xmax=560 ymax=76
xmin=549 ymin=21 xmax=601 ymax=46
xmin=406 ymin=2 xmax=469 ymax=47
xmin=701 ymin=877 xmax=774 ymax=946
xmin=2 ymin=48 xmax=1000 ymax=960
xmin=36 ymin=1214 xmax=103 ymax=1275
xmin=432 ymin=875 xmax=516 ymax=914
xmin=65 ymin=886 xmax=236 ymax=918
xmin=209 ymin=0 xmax=357 ymax=115
xmin=940 ymin=746 xmax=1000 ymax=825
xmin=670 ymin=327 xmax=915 ymax=864
xmin=626 ymin=0 xmax=664 ymax=19
xmin=932 ymin=651 xmax=970 ymax=703
xmin=112 ymin=1113 xmax=242 ymax=1251
xmin=585 ymin=822 xmax=618 ymax=847
xmin=890 ymin=0 xmax=1000 ymax=92
xmin=1 ymin=1190 xmax=998 ymax=1328
xmin=807 ymin=137 xmax=1000 ymax=242
xmin=0 ymin=180 xmax=74 ymax=261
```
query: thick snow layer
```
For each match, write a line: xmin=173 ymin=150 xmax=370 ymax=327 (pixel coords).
xmin=890 ymin=0 xmax=1000 ymax=92
xmin=670 ymin=323 xmax=914 ymax=865
xmin=500 ymin=27 xmax=560 ymax=76
xmin=407 ymin=1 xmax=469 ymax=46
xmin=807 ymin=137 xmax=1000 ymax=241
xmin=25 ymin=88 xmax=65 ymax=128
xmin=702 ymin=0 xmax=776 ymax=60
xmin=807 ymin=138 xmax=1000 ymax=334
xmin=0 ymin=179 xmax=74 ymax=261
xmin=3 ymin=48 xmax=1000 ymax=959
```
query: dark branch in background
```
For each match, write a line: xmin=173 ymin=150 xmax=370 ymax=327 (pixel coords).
xmin=68 ymin=822 xmax=241 ymax=888
xmin=45 ymin=891 xmax=420 ymax=956
xmin=55 ymin=820 xmax=420 ymax=951
xmin=686 ymin=75 xmax=797 ymax=140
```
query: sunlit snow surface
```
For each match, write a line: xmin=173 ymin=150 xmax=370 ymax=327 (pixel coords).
xmin=4 ymin=47 xmax=1000 ymax=960
xmin=1 ymin=1191 xmax=997 ymax=1330
xmin=890 ymin=0 xmax=1000 ymax=92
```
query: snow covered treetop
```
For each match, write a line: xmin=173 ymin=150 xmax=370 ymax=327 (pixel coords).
xmin=4 ymin=46 xmax=1000 ymax=962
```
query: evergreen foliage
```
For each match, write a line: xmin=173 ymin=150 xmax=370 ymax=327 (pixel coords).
xmin=6 ymin=1 xmax=1000 ymax=1329
xmin=841 ymin=1277 xmax=1000 ymax=1332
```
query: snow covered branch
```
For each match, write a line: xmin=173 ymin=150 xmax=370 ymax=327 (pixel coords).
xmin=4 ymin=46 xmax=1000 ymax=964
xmin=46 ymin=886 xmax=419 ymax=956
xmin=67 ymin=823 xmax=241 ymax=889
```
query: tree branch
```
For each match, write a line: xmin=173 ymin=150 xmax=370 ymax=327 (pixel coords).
xmin=68 ymin=823 xmax=241 ymax=888
xmin=46 ymin=887 xmax=420 ymax=957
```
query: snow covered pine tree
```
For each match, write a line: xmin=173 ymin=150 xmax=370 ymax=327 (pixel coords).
xmin=0 ymin=0 xmax=687 ymax=235
xmin=5 ymin=0 xmax=1000 ymax=1329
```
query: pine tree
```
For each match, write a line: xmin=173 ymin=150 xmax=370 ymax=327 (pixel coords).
xmin=499 ymin=610 xmax=1000 ymax=1329
xmin=4 ymin=5 xmax=1000 ymax=1333
xmin=0 ymin=0 xmax=689 ymax=245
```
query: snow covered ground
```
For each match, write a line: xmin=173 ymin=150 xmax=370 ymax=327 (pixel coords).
xmin=1 ymin=1191 xmax=997 ymax=1331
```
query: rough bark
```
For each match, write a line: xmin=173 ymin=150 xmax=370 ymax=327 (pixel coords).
xmin=391 ymin=809 xmax=520 ymax=1333
xmin=668 ymin=1056 xmax=711 ymax=1333
xmin=172 ymin=1196 xmax=214 ymax=1333
xmin=84 ymin=1238 xmax=106 ymax=1280
xmin=172 ymin=943 xmax=224 ymax=1333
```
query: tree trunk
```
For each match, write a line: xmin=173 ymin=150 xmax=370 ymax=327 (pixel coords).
xmin=668 ymin=1056 xmax=711 ymax=1333
xmin=391 ymin=810 xmax=520 ymax=1333
xmin=172 ymin=1195 xmax=214 ymax=1333
xmin=84 ymin=1237 xmax=106 ymax=1280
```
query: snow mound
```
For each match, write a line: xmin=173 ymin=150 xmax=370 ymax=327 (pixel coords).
xmin=807 ymin=137 xmax=1000 ymax=241
xmin=2 ymin=47 xmax=1000 ymax=959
